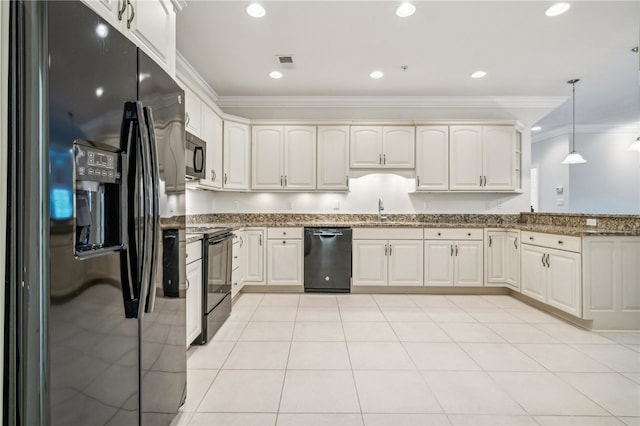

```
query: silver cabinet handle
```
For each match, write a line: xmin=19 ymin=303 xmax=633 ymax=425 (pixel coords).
xmin=546 ymin=253 xmax=550 ymax=268
xmin=240 ymin=236 xmax=244 ymax=247
xmin=389 ymin=244 xmax=392 ymax=256
xmin=383 ymin=153 xmax=386 ymax=165
xmin=450 ymin=245 xmax=453 ymax=256
xmin=541 ymin=254 xmax=545 ymax=267
xmin=126 ymin=0 xmax=135 ymax=29
xmin=224 ymin=173 xmax=228 ymax=184
xmin=384 ymin=244 xmax=388 ymax=256
xmin=280 ymin=176 xmax=284 ymax=186
xmin=480 ymin=176 xmax=483 ymax=186
xmin=346 ymin=175 xmax=349 ymax=186
xmin=185 ymin=278 xmax=190 ymax=290
xmin=211 ymin=170 xmax=216 ymax=181
xmin=416 ymin=176 xmax=420 ymax=187
xmin=483 ymin=176 xmax=487 ymax=187
xmin=489 ymin=236 xmax=492 ymax=247
xmin=456 ymin=245 xmax=459 ymax=256
xmin=185 ymin=112 xmax=190 ymax=126
xmin=259 ymin=234 xmax=263 ymax=246
xmin=379 ymin=154 xmax=382 ymax=165
xmin=284 ymin=175 xmax=288 ymax=186
xmin=117 ymin=0 xmax=127 ymax=20
xmin=514 ymin=237 xmax=518 ymax=249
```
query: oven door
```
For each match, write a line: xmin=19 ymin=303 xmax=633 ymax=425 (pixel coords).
xmin=205 ymin=233 xmax=232 ymax=313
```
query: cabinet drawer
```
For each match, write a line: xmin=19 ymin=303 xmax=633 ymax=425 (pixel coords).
xmin=521 ymin=231 xmax=581 ymax=253
xmin=267 ymin=227 xmax=303 ymax=239
xmin=424 ymin=228 xmax=483 ymax=240
xmin=352 ymin=228 xmax=422 ymax=240
xmin=186 ymin=240 xmax=202 ymax=264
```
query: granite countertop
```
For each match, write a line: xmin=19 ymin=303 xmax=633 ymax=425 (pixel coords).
xmin=186 ymin=221 xmax=639 ymax=237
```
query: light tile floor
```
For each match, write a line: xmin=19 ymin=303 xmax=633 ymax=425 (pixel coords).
xmin=172 ymin=293 xmax=640 ymax=426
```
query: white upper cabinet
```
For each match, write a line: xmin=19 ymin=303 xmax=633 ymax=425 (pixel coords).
xmin=350 ymin=126 xmax=415 ymax=169
xmin=252 ymin=126 xmax=284 ymax=190
xmin=350 ymin=126 xmax=382 ymax=168
xmin=450 ymin=125 xmax=516 ymax=191
xmin=284 ymin=126 xmax=317 ymax=190
xmin=449 ymin=126 xmax=483 ymax=190
xmin=223 ymin=121 xmax=250 ymax=190
xmin=251 ymin=126 xmax=316 ymax=191
xmin=81 ymin=0 xmax=176 ymax=74
xmin=127 ymin=0 xmax=176 ymax=74
xmin=382 ymin=126 xmax=415 ymax=168
xmin=483 ymin=126 xmax=516 ymax=190
xmin=317 ymin=126 xmax=350 ymax=191
xmin=416 ymin=126 xmax=449 ymax=191
xmin=200 ymin=103 xmax=223 ymax=189
xmin=184 ymin=87 xmax=201 ymax=137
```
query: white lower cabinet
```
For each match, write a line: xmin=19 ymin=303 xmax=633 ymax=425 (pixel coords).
xmin=231 ymin=231 xmax=245 ymax=298
xmin=185 ymin=240 xmax=202 ymax=346
xmin=520 ymin=232 xmax=582 ymax=317
xmin=583 ymin=237 xmax=640 ymax=330
xmin=485 ymin=229 xmax=520 ymax=291
xmin=352 ymin=229 xmax=423 ymax=287
xmin=244 ymin=228 xmax=266 ymax=284
xmin=424 ymin=229 xmax=483 ymax=287
xmin=267 ymin=228 xmax=303 ymax=285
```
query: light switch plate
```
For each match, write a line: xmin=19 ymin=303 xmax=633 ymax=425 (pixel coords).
xmin=333 ymin=199 xmax=340 ymax=210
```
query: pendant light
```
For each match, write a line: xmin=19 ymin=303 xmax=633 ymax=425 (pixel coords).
xmin=562 ymin=79 xmax=587 ymax=164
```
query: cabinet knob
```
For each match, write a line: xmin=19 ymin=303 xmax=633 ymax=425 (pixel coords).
xmin=437 ymin=232 xmax=441 ymax=236
xmin=558 ymin=240 xmax=564 ymax=245
xmin=282 ymin=240 xmax=286 ymax=244
xmin=283 ymin=232 xmax=287 ymax=235
xmin=467 ymin=232 xmax=471 ymax=236
xmin=529 ymin=236 xmax=534 ymax=240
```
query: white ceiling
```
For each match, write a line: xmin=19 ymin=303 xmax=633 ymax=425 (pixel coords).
xmin=176 ymin=1 xmax=640 ymax=130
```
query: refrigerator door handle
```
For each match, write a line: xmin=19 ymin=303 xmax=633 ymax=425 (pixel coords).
xmin=143 ymin=106 xmax=159 ymax=313
xmin=119 ymin=101 xmax=151 ymax=319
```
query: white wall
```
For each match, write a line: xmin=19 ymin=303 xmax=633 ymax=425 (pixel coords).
xmin=531 ymin=134 xmax=571 ymax=212
xmin=532 ymin=130 xmax=640 ymax=214
xmin=187 ymin=173 xmax=530 ymax=215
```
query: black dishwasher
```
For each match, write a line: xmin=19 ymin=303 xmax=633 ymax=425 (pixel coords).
xmin=304 ymin=227 xmax=352 ymax=293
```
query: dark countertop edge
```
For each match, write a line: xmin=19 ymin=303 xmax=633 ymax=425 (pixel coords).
xmin=187 ymin=222 xmax=640 ymax=237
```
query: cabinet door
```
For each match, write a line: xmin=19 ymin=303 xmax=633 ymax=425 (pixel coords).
xmin=454 ymin=240 xmax=483 ymax=287
xmin=184 ymin=87 xmax=201 ymax=137
xmin=424 ymin=240 xmax=454 ymax=286
xmin=252 ymin=126 xmax=284 ymax=190
xmin=547 ymin=248 xmax=582 ymax=316
xmin=80 ymin=0 xmax=121 ymax=28
xmin=245 ymin=229 xmax=265 ymax=283
xmin=382 ymin=126 xmax=415 ymax=168
xmin=186 ymin=260 xmax=202 ymax=346
xmin=483 ymin=126 xmax=515 ymax=190
xmin=388 ymin=240 xmax=423 ymax=286
xmin=350 ymin=126 xmax=382 ymax=168
xmin=200 ymin=104 xmax=223 ymax=188
xmin=223 ymin=121 xmax=250 ymax=190
xmin=506 ymin=232 xmax=520 ymax=291
xmin=352 ymin=240 xmax=388 ymax=286
xmin=128 ymin=0 xmax=175 ymax=73
xmin=317 ymin=126 xmax=349 ymax=190
xmin=416 ymin=126 xmax=448 ymax=191
xmin=520 ymin=244 xmax=546 ymax=302
xmin=449 ymin=126 xmax=482 ymax=190
xmin=284 ymin=126 xmax=316 ymax=190
xmin=486 ymin=232 xmax=506 ymax=285
xmin=267 ymin=239 xmax=303 ymax=285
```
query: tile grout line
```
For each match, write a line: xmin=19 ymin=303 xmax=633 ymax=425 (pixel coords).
xmin=273 ymin=293 xmax=301 ymax=425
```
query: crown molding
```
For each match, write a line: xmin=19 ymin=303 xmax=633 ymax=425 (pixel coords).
xmin=215 ymin=95 xmax=567 ymax=109
xmin=176 ymin=51 xmax=219 ymax=103
xmin=532 ymin=123 xmax=640 ymax=143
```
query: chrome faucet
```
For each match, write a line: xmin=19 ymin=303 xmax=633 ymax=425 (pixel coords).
xmin=378 ymin=198 xmax=387 ymax=222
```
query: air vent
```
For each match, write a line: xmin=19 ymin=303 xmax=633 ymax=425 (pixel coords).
xmin=277 ymin=55 xmax=294 ymax=64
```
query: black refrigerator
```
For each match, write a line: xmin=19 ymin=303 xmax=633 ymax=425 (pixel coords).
xmin=6 ymin=1 xmax=186 ymax=425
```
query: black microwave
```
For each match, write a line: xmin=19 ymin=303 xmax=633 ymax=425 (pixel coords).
xmin=185 ymin=131 xmax=206 ymax=180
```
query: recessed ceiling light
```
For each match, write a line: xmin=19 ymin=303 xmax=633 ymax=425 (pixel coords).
xmin=95 ymin=87 xmax=104 ymax=97
xmin=471 ymin=70 xmax=487 ymax=79
xmin=269 ymin=71 xmax=283 ymax=79
xmin=396 ymin=2 xmax=416 ymax=18
xmin=246 ymin=3 xmax=266 ymax=18
xmin=545 ymin=2 xmax=570 ymax=17
xmin=370 ymin=71 xmax=384 ymax=79
xmin=531 ymin=126 xmax=542 ymax=131
xmin=95 ymin=23 xmax=109 ymax=38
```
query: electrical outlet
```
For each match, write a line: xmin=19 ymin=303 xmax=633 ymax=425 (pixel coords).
xmin=286 ymin=200 xmax=294 ymax=210
xmin=423 ymin=200 xmax=429 ymax=210
xmin=557 ymin=198 xmax=565 ymax=206
xmin=586 ymin=218 xmax=597 ymax=226
xmin=497 ymin=200 xmax=503 ymax=209
xmin=333 ymin=199 xmax=340 ymax=210
xmin=233 ymin=200 xmax=240 ymax=211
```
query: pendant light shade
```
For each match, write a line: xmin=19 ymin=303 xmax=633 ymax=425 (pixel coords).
xmin=562 ymin=78 xmax=587 ymax=165
xmin=629 ymin=136 xmax=640 ymax=152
